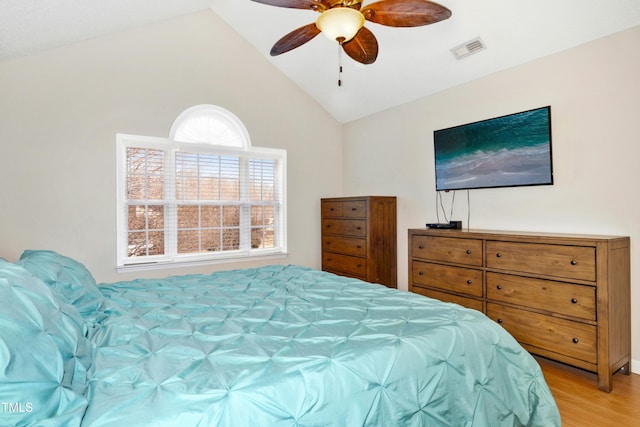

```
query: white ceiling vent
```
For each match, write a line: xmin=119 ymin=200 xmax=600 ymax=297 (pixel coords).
xmin=451 ymin=37 xmax=486 ymax=60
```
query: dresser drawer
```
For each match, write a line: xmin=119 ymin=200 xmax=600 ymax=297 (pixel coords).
xmin=487 ymin=272 xmax=596 ymax=321
xmin=322 ymin=236 xmax=367 ymax=257
xmin=412 ymin=287 xmax=484 ymax=312
xmin=342 ymin=201 xmax=367 ymax=218
xmin=412 ymin=261 xmax=483 ymax=297
xmin=486 ymin=241 xmax=596 ymax=281
xmin=323 ymin=252 xmax=367 ymax=276
xmin=321 ymin=201 xmax=344 ymax=217
xmin=322 ymin=218 xmax=367 ymax=237
xmin=487 ymin=303 xmax=597 ymax=364
xmin=321 ymin=200 xmax=367 ymax=218
xmin=412 ymin=235 xmax=483 ymax=266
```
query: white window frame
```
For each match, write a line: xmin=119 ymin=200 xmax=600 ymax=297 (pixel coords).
xmin=115 ymin=106 xmax=287 ymax=272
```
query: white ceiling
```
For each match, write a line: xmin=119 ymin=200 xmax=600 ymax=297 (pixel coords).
xmin=2 ymin=1 xmax=639 ymax=123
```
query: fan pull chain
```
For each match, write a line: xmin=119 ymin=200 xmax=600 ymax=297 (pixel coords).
xmin=338 ymin=45 xmax=343 ymax=87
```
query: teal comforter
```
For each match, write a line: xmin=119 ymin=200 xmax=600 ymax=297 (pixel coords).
xmin=2 ymin=253 xmax=560 ymax=426
xmin=84 ymin=265 xmax=559 ymax=426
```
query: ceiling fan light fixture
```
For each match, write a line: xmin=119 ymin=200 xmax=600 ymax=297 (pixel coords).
xmin=316 ymin=7 xmax=365 ymax=44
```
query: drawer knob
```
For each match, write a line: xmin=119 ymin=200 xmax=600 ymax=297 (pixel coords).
xmin=571 ymin=260 xmax=577 ymax=265
xmin=572 ymin=338 xmax=580 ymax=344
xmin=497 ymin=319 xmax=503 ymax=324
xmin=418 ymin=244 xmax=424 ymax=249
xmin=330 ymin=207 xmax=335 ymax=211
xmin=496 ymin=253 xmax=502 ymax=258
xmin=418 ymin=271 xmax=424 ymax=276
xmin=356 ymin=245 xmax=362 ymax=249
xmin=356 ymin=226 xmax=362 ymax=230
xmin=466 ymin=249 xmax=472 ymax=254
xmin=496 ymin=285 xmax=503 ymax=290
xmin=466 ymin=280 xmax=473 ymax=285
xmin=351 ymin=207 xmax=357 ymax=211
xmin=571 ymin=298 xmax=578 ymax=304
xmin=357 ymin=263 xmax=362 ymax=268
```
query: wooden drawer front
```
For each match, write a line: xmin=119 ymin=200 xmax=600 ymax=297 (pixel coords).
xmin=487 ymin=303 xmax=597 ymax=364
xmin=412 ymin=287 xmax=484 ymax=312
xmin=321 ymin=200 xmax=367 ymax=218
xmin=322 ymin=219 xmax=367 ymax=237
xmin=412 ymin=261 xmax=483 ymax=297
xmin=322 ymin=236 xmax=367 ymax=257
xmin=487 ymin=272 xmax=596 ymax=321
xmin=321 ymin=201 xmax=343 ymax=218
xmin=486 ymin=241 xmax=596 ymax=281
xmin=341 ymin=201 xmax=367 ymax=218
xmin=323 ymin=253 xmax=367 ymax=276
xmin=412 ymin=236 xmax=483 ymax=266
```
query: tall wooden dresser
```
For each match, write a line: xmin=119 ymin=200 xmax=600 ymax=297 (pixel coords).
xmin=321 ymin=196 xmax=397 ymax=288
xmin=408 ymin=228 xmax=630 ymax=392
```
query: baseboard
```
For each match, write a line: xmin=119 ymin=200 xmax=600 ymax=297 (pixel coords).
xmin=632 ymin=359 xmax=639 ymax=375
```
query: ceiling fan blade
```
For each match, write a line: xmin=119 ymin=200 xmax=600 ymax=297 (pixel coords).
xmin=342 ymin=27 xmax=379 ymax=64
xmin=270 ymin=23 xmax=322 ymax=56
xmin=250 ymin=0 xmax=328 ymax=12
xmin=362 ymin=0 xmax=452 ymax=27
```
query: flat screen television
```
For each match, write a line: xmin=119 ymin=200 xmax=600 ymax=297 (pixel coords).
xmin=433 ymin=106 xmax=553 ymax=191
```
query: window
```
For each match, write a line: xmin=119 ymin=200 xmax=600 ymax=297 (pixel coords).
xmin=116 ymin=105 xmax=286 ymax=270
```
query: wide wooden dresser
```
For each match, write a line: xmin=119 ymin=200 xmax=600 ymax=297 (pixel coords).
xmin=408 ymin=228 xmax=630 ymax=392
xmin=321 ymin=196 xmax=397 ymax=288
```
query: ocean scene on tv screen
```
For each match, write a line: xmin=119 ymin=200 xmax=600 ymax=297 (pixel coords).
xmin=434 ymin=107 xmax=552 ymax=191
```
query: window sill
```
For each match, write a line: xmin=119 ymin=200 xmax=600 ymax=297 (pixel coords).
xmin=115 ymin=252 xmax=289 ymax=274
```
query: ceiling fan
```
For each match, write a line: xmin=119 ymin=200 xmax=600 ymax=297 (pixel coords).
xmin=250 ymin=0 xmax=452 ymax=65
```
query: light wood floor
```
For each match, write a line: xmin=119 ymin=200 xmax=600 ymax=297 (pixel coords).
xmin=536 ymin=357 xmax=640 ymax=426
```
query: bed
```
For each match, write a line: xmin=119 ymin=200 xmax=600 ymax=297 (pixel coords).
xmin=1 ymin=250 xmax=561 ymax=426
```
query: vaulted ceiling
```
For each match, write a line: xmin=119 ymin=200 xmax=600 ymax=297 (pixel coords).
xmin=2 ymin=1 xmax=639 ymax=122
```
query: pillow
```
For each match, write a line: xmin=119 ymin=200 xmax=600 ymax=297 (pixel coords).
xmin=18 ymin=250 xmax=105 ymax=321
xmin=0 ymin=260 xmax=92 ymax=426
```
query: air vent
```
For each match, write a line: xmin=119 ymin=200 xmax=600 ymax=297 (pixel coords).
xmin=451 ymin=37 xmax=486 ymax=60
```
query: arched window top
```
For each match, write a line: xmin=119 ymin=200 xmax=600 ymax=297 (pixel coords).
xmin=169 ymin=104 xmax=251 ymax=149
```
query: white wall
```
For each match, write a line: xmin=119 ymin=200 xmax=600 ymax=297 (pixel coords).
xmin=0 ymin=10 xmax=343 ymax=282
xmin=343 ymin=26 xmax=640 ymax=370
